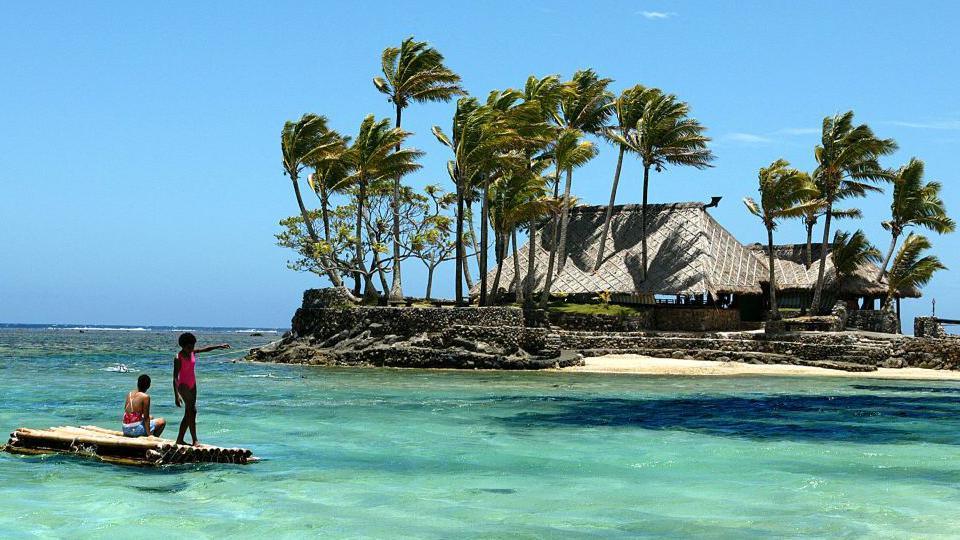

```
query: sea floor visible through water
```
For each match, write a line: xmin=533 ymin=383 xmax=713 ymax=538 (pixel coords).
xmin=2 ymin=328 xmax=960 ymax=538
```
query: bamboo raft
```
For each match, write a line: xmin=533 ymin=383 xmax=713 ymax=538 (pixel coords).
xmin=3 ymin=425 xmax=256 ymax=466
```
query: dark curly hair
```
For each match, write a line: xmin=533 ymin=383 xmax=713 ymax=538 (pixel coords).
xmin=178 ymin=332 xmax=197 ymax=348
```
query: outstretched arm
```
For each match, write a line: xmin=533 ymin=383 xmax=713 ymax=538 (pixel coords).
xmin=194 ymin=344 xmax=231 ymax=353
xmin=173 ymin=356 xmax=181 ymax=407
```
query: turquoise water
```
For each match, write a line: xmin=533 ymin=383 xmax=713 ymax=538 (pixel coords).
xmin=2 ymin=329 xmax=960 ymax=538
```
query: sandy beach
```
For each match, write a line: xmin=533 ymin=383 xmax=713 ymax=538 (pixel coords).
xmin=566 ymin=354 xmax=960 ymax=380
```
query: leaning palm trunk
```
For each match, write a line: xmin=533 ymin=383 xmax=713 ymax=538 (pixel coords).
xmin=538 ymin=215 xmax=560 ymax=308
xmin=464 ymin=202 xmax=478 ymax=290
xmin=454 ymin=186 xmax=465 ymax=305
xmin=479 ymin=183 xmax=490 ymax=306
xmin=804 ymin=221 xmax=815 ymax=269
xmin=877 ymin=232 xmax=900 ymax=281
xmin=556 ymin=169 xmax=573 ymax=272
xmin=810 ymin=204 xmax=834 ymax=313
xmin=354 ymin=180 xmax=367 ymax=296
xmin=490 ymin=231 xmax=509 ymax=303
xmin=318 ymin=186 xmax=342 ymax=287
xmin=292 ymin=176 xmax=342 ymax=287
xmin=389 ymin=104 xmax=404 ymax=301
xmin=766 ymin=227 xmax=780 ymax=320
xmin=594 ymin=145 xmax=625 ymax=272
xmin=525 ymin=219 xmax=537 ymax=306
xmin=512 ymin=229 xmax=523 ymax=304
xmin=640 ymin=165 xmax=651 ymax=279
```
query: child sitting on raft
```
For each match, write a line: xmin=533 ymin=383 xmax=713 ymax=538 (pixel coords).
xmin=122 ymin=374 xmax=166 ymax=437
xmin=173 ymin=332 xmax=229 ymax=446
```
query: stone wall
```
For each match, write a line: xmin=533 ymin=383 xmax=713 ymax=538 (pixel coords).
xmin=653 ymin=307 xmax=740 ymax=332
xmin=547 ymin=310 xmax=654 ymax=332
xmin=546 ymin=306 xmax=739 ymax=332
xmin=886 ymin=335 xmax=960 ymax=369
xmin=914 ymin=317 xmax=946 ymax=338
xmin=846 ymin=309 xmax=898 ymax=333
xmin=291 ymin=305 xmax=524 ymax=339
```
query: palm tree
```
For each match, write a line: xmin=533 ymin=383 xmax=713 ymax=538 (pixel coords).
xmin=539 ymin=128 xmax=599 ymax=307
xmin=594 ymin=85 xmax=648 ymax=271
xmin=797 ymin=184 xmax=861 ymax=269
xmin=831 ymin=229 xmax=881 ymax=293
xmin=374 ymin=37 xmax=464 ymax=302
xmin=883 ymin=233 xmax=946 ymax=331
xmin=809 ymin=111 xmax=897 ymax=313
xmin=743 ymin=159 xmax=818 ymax=320
xmin=488 ymin=168 xmax=552 ymax=303
xmin=554 ymin=69 xmax=612 ymax=272
xmin=306 ymin=134 xmax=351 ymax=286
xmin=281 ymin=114 xmax=344 ymax=286
xmin=344 ymin=115 xmax=423 ymax=301
xmin=611 ymin=91 xmax=714 ymax=278
xmin=876 ymin=158 xmax=954 ymax=280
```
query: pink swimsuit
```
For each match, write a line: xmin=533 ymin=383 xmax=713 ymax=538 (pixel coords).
xmin=177 ymin=351 xmax=196 ymax=389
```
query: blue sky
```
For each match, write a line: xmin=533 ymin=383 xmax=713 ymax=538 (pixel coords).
xmin=2 ymin=1 xmax=958 ymax=328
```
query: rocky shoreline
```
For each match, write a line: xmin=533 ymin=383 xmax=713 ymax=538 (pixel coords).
xmin=246 ymin=288 xmax=960 ymax=373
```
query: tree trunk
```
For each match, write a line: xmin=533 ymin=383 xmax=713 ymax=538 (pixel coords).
xmin=538 ymin=215 xmax=558 ymax=308
xmin=810 ymin=203 xmax=833 ymax=313
xmin=293 ymin=175 xmax=342 ymax=287
xmin=372 ymin=249 xmax=389 ymax=293
xmin=766 ymin=226 xmax=780 ymax=320
xmin=479 ymin=181 xmax=490 ymax=306
xmin=491 ymin=232 xmax=506 ymax=304
xmin=354 ymin=178 xmax=366 ymax=296
xmin=877 ymin=231 xmax=900 ymax=281
xmin=319 ymin=186 xmax=342 ymax=287
xmin=804 ymin=219 xmax=815 ymax=269
xmin=455 ymin=183 xmax=464 ymax=305
xmin=542 ymin=169 xmax=562 ymax=294
xmin=896 ymin=296 xmax=902 ymax=334
xmin=464 ymin=201 xmax=478 ymax=290
xmin=425 ymin=264 xmax=435 ymax=301
xmin=641 ymin=165 xmax=651 ymax=280
xmin=556 ymin=168 xmax=573 ymax=272
xmin=594 ymin=145 xmax=625 ymax=272
xmin=512 ymin=228 xmax=523 ymax=304
xmin=389 ymin=104 xmax=404 ymax=301
xmin=525 ymin=219 xmax=537 ymax=306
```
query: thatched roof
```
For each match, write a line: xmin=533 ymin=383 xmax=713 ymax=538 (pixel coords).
xmin=476 ymin=202 xmax=920 ymax=299
xmin=749 ymin=243 xmax=921 ymax=298
xmin=478 ymin=203 xmax=766 ymax=297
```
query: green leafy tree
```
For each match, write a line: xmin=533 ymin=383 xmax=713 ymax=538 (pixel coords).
xmin=407 ymin=185 xmax=458 ymax=300
xmin=374 ymin=37 xmax=464 ymax=301
xmin=743 ymin=159 xmax=818 ymax=319
xmin=344 ymin=115 xmax=423 ymax=301
xmin=809 ymin=111 xmax=897 ymax=312
xmin=610 ymin=90 xmax=714 ymax=279
xmin=877 ymin=158 xmax=954 ymax=280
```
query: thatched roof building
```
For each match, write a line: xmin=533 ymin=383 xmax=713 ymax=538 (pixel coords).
xmin=478 ymin=201 xmax=917 ymax=301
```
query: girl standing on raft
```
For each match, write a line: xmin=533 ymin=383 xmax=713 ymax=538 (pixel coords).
xmin=173 ymin=332 xmax=229 ymax=446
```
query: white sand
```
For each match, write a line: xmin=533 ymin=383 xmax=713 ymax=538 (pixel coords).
xmin=564 ymin=354 xmax=960 ymax=380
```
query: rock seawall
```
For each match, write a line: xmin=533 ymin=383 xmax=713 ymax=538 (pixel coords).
xmin=247 ymin=288 xmax=959 ymax=372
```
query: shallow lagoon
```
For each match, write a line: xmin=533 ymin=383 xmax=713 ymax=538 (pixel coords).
xmin=2 ymin=329 xmax=959 ymax=538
